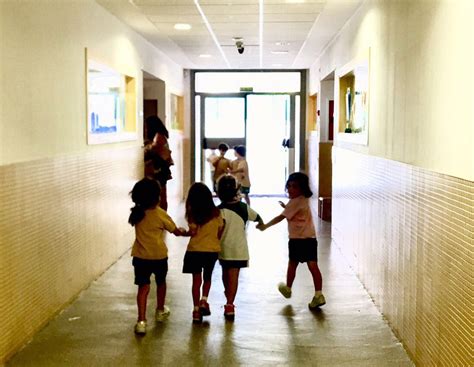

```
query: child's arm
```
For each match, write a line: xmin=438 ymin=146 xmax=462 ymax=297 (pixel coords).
xmin=229 ymin=167 xmax=244 ymax=174
xmin=179 ymin=223 xmax=197 ymax=237
xmin=172 ymin=227 xmax=187 ymax=236
xmin=257 ymin=214 xmax=285 ymax=231
xmin=218 ymin=219 xmax=226 ymax=240
xmin=254 ymin=214 xmax=264 ymax=227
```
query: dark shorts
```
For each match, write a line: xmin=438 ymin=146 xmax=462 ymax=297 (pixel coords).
xmin=182 ymin=251 xmax=218 ymax=277
xmin=240 ymin=186 xmax=250 ymax=195
xmin=132 ymin=257 xmax=168 ymax=286
xmin=219 ymin=259 xmax=249 ymax=269
xmin=288 ymin=238 xmax=318 ymax=263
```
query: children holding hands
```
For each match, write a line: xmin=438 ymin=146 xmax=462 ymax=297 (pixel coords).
xmin=128 ymin=171 xmax=324 ymax=334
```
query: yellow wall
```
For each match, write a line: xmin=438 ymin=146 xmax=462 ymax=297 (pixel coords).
xmin=0 ymin=0 xmax=184 ymax=363
xmin=309 ymin=0 xmax=474 ymax=181
xmin=309 ymin=1 xmax=474 ymax=365
xmin=332 ymin=147 xmax=473 ymax=366
xmin=0 ymin=0 xmax=184 ymax=166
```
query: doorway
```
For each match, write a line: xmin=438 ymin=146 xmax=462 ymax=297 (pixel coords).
xmin=192 ymin=70 xmax=306 ymax=196
xmin=246 ymin=94 xmax=289 ymax=195
xmin=199 ymin=93 xmax=293 ymax=196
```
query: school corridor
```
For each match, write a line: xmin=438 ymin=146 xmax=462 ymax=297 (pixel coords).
xmin=6 ymin=198 xmax=412 ymax=366
xmin=1 ymin=1 xmax=473 ymax=366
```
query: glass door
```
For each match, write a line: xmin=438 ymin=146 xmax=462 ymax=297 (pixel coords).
xmin=246 ymin=94 xmax=290 ymax=196
xmin=200 ymin=95 xmax=246 ymax=187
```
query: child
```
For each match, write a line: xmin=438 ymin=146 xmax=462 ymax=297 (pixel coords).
xmin=257 ymin=172 xmax=326 ymax=310
xmin=211 ymin=143 xmax=231 ymax=193
xmin=182 ymin=182 xmax=225 ymax=323
xmin=228 ymin=145 xmax=251 ymax=205
xmin=217 ymin=175 xmax=264 ymax=320
xmin=128 ymin=178 xmax=184 ymax=335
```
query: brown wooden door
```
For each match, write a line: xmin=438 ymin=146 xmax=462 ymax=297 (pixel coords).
xmin=328 ymin=100 xmax=334 ymax=141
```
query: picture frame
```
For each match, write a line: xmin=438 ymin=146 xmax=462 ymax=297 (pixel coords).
xmin=335 ymin=49 xmax=370 ymax=145
xmin=86 ymin=50 xmax=137 ymax=144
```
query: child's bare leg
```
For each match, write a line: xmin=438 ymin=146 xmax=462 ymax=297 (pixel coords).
xmin=192 ymin=273 xmax=203 ymax=307
xmin=307 ymin=261 xmax=323 ymax=291
xmin=222 ymin=270 xmax=229 ymax=298
xmin=137 ymin=284 xmax=150 ymax=321
xmin=224 ymin=268 xmax=240 ymax=305
xmin=156 ymin=281 xmax=166 ymax=311
xmin=202 ymin=267 xmax=213 ymax=298
xmin=286 ymin=260 xmax=298 ymax=288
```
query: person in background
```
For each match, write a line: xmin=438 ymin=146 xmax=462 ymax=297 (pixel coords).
xmin=228 ymin=145 xmax=251 ymax=205
xmin=211 ymin=143 xmax=231 ymax=193
xmin=128 ymin=178 xmax=184 ymax=335
xmin=144 ymin=116 xmax=174 ymax=211
xmin=257 ymin=172 xmax=326 ymax=311
xmin=181 ymin=182 xmax=225 ymax=323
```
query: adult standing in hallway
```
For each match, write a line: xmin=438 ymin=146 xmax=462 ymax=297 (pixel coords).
xmin=144 ymin=116 xmax=174 ymax=211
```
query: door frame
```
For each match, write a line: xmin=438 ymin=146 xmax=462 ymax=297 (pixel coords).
xmin=190 ymin=70 xmax=307 ymax=183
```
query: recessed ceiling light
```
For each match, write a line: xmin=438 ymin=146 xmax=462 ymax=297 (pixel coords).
xmin=271 ymin=50 xmax=289 ymax=55
xmin=275 ymin=42 xmax=290 ymax=46
xmin=199 ymin=54 xmax=212 ymax=58
xmin=174 ymin=23 xmax=191 ymax=30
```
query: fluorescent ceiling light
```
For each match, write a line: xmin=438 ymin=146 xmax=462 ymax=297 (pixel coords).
xmin=271 ymin=50 xmax=289 ymax=55
xmin=174 ymin=23 xmax=191 ymax=30
xmin=199 ymin=54 xmax=212 ymax=58
xmin=193 ymin=0 xmax=230 ymax=68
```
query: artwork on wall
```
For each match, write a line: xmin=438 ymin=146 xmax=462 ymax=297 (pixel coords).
xmin=170 ymin=93 xmax=184 ymax=131
xmin=336 ymin=49 xmax=370 ymax=145
xmin=86 ymin=51 xmax=137 ymax=144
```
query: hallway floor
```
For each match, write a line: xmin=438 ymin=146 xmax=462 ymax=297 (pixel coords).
xmin=7 ymin=198 xmax=413 ymax=366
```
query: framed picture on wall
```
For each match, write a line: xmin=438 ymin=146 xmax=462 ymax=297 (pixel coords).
xmin=335 ymin=49 xmax=370 ymax=145
xmin=86 ymin=50 xmax=137 ymax=144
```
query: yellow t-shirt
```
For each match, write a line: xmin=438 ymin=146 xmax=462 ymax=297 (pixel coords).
xmin=186 ymin=215 xmax=225 ymax=252
xmin=131 ymin=206 xmax=177 ymax=260
xmin=213 ymin=156 xmax=231 ymax=181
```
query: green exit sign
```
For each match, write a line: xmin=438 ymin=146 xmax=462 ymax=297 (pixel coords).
xmin=240 ymin=87 xmax=253 ymax=92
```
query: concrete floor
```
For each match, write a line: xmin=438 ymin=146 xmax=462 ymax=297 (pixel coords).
xmin=7 ymin=197 xmax=413 ymax=366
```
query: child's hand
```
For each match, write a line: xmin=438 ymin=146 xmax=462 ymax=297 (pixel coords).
xmin=176 ymin=227 xmax=188 ymax=236
xmin=173 ymin=227 xmax=186 ymax=236
xmin=256 ymin=223 xmax=266 ymax=231
xmin=278 ymin=200 xmax=286 ymax=208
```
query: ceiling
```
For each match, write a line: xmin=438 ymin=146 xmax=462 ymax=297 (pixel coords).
xmin=97 ymin=0 xmax=363 ymax=70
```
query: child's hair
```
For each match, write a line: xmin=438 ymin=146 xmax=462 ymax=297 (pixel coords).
xmin=129 ymin=178 xmax=161 ymax=226
xmin=145 ymin=115 xmax=169 ymax=140
xmin=217 ymin=175 xmax=240 ymax=203
xmin=185 ymin=182 xmax=220 ymax=225
xmin=234 ymin=145 xmax=246 ymax=158
xmin=218 ymin=143 xmax=229 ymax=152
xmin=286 ymin=172 xmax=313 ymax=198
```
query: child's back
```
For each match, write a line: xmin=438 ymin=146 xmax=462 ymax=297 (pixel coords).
xmin=217 ymin=175 xmax=263 ymax=320
xmin=218 ymin=201 xmax=257 ymax=261
xmin=132 ymin=205 xmax=177 ymax=260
